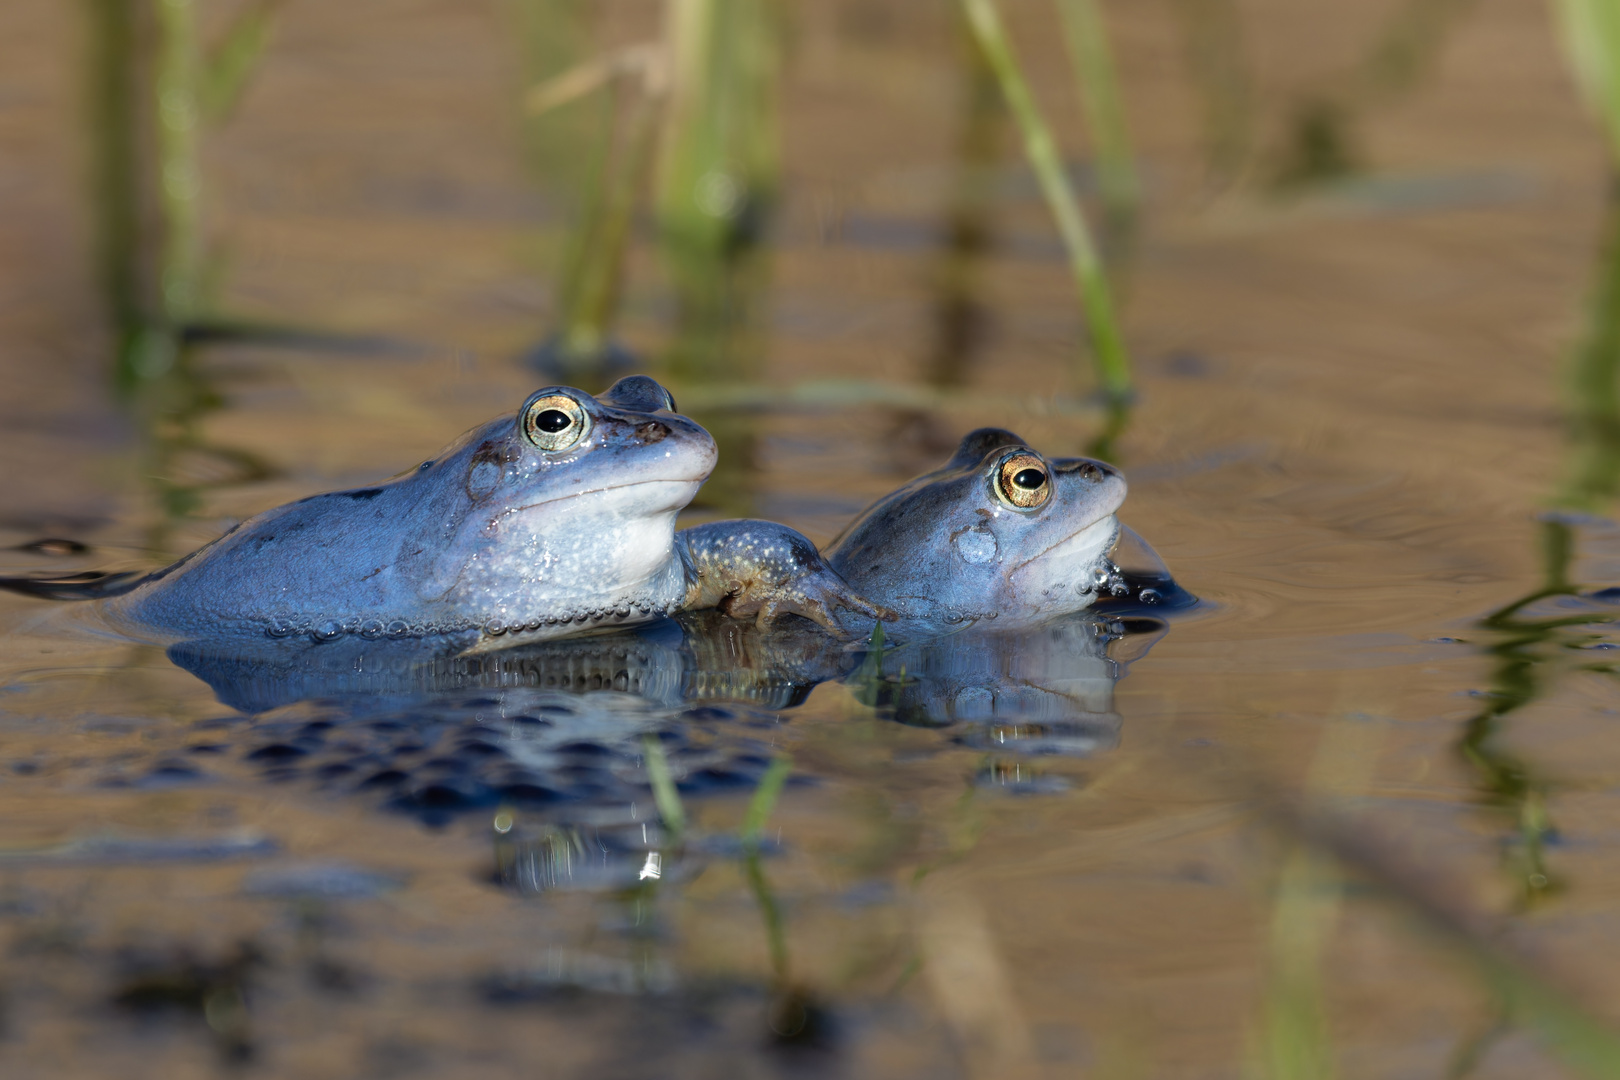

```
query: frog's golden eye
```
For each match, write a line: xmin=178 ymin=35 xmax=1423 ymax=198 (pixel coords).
xmin=523 ymin=393 xmax=589 ymax=451
xmin=995 ymin=452 xmax=1051 ymax=510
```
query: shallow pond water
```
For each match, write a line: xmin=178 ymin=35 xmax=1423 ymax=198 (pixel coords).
xmin=3 ymin=0 xmax=1620 ymax=1077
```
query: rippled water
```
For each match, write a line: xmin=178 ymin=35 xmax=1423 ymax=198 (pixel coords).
xmin=4 ymin=1 xmax=1620 ymax=1077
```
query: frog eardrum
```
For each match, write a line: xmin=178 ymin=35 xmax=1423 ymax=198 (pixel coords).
xmin=996 ymin=452 xmax=1051 ymax=510
xmin=523 ymin=392 xmax=589 ymax=452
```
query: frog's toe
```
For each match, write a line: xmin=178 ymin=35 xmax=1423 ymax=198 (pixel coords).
xmin=743 ymin=575 xmax=895 ymax=637
xmin=840 ymin=590 xmax=898 ymax=623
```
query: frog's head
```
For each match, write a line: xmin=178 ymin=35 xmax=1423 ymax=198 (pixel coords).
xmin=419 ymin=376 xmax=716 ymax=611
xmin=826 ymin=428 xmax=1126 ymax=630
xmin=471 ymin=375 xmax=716 ymax=520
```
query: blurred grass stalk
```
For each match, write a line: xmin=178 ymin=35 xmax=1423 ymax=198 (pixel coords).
xmin=85 ymin=0 xmax=145 ymax=374
xmin=1463 ymin=519 xmax=1574 ymax=910
xmin=641 ymin=734 xmax=687 ymax=843
xmin=656 ymin=0 xmax=781 ymax=378
xmin=740 ymin=757 xmax=792 ymax=984
xmin=85 ymin=0 xmax=277 ymax=554
xmin=1165 ymin=0 xmax=1252 ymax=189
xmin=523 ymin=41 xmax=663 ymax=379
xmin=656 ymin=0 xmax=782 ymax=517
xmin=515 ymin=0 xmax=632 ymax=382
xmin=155 ymin=0 xmax=202 ymax=346
xmin=87 ymin=0 xmax=278 ymax=385
xmin=1356 ymin=0 xmax=1479 ymax=107
xmin=1554 ymin=0 xmax=1620 ymax=160
xmin=553 ymin=85 xmax=660 ymax=373
xmin=1560 ymin=195 xmax=1620 ymax=508
xmin=959 ymin=0 xmax=1132 ymax=407
xmin=1252 ymin=848 xmax=1340 ymax=1080
xmin=1551 ymin=0 xmax=1620 ymax=507
xmin=1053 ymin=0 xmax=1140 ymax=250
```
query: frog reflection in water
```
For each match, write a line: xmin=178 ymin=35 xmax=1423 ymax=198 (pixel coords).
xmin=169 ymin=609 xmax=1163 ymax=820
xmin=3 ymin=376 xmax=888 ymax=646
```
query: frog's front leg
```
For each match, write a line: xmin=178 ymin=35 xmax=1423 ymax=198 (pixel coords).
xmin=676 ymin=521 xmax=895 ymax=636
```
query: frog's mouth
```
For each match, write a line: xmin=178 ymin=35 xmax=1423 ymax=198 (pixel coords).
xmin=506 ymin=476 xmax=708 ymax=516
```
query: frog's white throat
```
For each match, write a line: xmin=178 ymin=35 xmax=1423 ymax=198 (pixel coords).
xmin=442 ymin=499 xmax=692 ymax=626
xmin=1006 ymin=514 xmax=1121 ymax=609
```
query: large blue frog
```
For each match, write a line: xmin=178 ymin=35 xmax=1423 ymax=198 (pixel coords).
xmin=6 ymin=376 xmax=887 ymax=647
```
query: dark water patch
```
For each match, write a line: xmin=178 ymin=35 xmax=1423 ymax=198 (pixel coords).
xmin=241 ymin=861 xmax=404 ymax=900
xmin=0 ymin=831 xmax=276 ymax=865
xmin=13 ymin=537 xmax=89 ymax=556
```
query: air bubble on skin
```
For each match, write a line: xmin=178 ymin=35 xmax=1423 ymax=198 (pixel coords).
xmin=266 ymin=618 xmax=297 ymax=638
xmin=312 ymin=620 xmax=342 ymax=642
xmin=1138 ymin=588 xmax=1162 ymax=605
xmin=954 ymin=527 xmax=998 ymax=566
xmin=359 ymin=619 xmax=385 ymax=638
xmin=386 ymin=620 xmax=409 ymax=638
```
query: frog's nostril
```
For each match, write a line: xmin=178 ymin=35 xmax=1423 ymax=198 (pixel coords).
xmin=634 ymin=421 xmax=671 ymax=445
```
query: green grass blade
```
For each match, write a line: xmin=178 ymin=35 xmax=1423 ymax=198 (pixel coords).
xmin=641 ymin=735 xmax=686 ymax=841
xmin=1554 ymin=0 xmax=1620 ymax=163
xmin=959 ymin=0 xmax=1132 ymax=404
xmin=155 ymin=0 xmax=202 ymax=326
xmin=1253 ymin=849 xmax=1339 ymax=1080
xmin=200 ymin=0 xmax=280 ymax=123
xmin=740 ymin=757 xmax=792 ymax=849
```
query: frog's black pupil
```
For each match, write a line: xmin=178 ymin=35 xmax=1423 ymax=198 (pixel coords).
xmin=1013 ymin=468 xmax=1046 ymax=490
xmin=536 ymin=409 xmax=573 ymax=433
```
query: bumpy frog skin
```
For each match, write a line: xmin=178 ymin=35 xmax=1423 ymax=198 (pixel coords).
xmin=59 ymin=376 xmax=887 ymax=647
xmin=825 ymin=427 xmax=1128 ymax=636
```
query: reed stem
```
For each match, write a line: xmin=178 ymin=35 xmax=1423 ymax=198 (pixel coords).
xmin=1553 ymin=0 xmax=1620 ymax=165
xmin=155 ymin=0 xmax=202 ymax=329
xmin=959 ymin=0 xmax=1132 ymax=404
xmin=642 ymin=735 xmax=687 ymax=842
xmin=1053 ymin=0 xmax=1140 ymax=245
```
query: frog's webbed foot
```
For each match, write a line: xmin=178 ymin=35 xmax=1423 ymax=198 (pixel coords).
xmin=720 ymin=566 xmax=895 ymax=636
xmin=677 ymin=521 xmax=896 ymax=638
